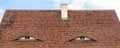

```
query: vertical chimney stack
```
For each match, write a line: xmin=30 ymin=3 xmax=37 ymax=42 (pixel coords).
xmin=61 ymin=4 xmax=68 ymax=20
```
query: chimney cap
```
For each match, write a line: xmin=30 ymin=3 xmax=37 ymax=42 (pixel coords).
xmin=61 ymin=4 xmax=68 ymax=5
xmin=61 ymin=4 xmax=68 ymax=6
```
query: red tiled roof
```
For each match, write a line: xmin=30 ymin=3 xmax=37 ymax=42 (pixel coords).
xmin=0 ymin=10 xmax=120 ymax=48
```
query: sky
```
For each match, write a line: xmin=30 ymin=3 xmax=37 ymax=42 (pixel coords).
xmin=0 ymin=0 xmax=120 ymax=21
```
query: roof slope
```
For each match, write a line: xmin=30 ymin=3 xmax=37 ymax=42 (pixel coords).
xmin=1 ymin=10 xmax=120 ymax=28
xmin=0 ymin=10 xmax=120 ymax=48
xmin=1 ymin=10 xmax=119 ymax=22
xmin=1 ymin=10 xmax=120 ymax=29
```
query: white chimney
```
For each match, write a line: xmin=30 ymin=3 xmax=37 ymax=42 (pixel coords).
xmin=61 ymin=4 xmax=68 ymax=20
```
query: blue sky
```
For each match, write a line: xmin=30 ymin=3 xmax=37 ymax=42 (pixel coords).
xmin=0 ymin=0 xmax=120 ymax=21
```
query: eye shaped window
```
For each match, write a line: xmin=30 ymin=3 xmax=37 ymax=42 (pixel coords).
xmin=19 ymin=36 xmax=36 ymax=41
xmin=69 ymin=36 xmax=96 ymax=42
xmin=14 ymin=36 xmax=43 ymax=42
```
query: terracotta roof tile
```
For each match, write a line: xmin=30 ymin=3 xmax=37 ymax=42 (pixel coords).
xmin=0 ymin=10 xmax=120 ymax=48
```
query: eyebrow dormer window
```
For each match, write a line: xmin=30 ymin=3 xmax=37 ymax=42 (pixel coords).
xmin=14 ymin=36 xmax=43 ymax=42
xmin=19 ymin=36 xmax=35 ymax=40
xmin=75 ymin=36 xmax=93 ymax=41
xmin=69 ymin=36 xmax=96 ymax=42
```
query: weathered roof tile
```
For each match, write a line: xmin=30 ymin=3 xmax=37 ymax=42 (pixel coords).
xmin=0 ymin=10 xmax=120 ymax=48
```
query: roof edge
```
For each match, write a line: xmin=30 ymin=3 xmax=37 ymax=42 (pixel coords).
xmin=5 ymin=9 xmax=115 ymax=11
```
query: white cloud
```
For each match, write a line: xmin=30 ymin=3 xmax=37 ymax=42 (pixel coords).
xmin=53 ymin=0 xmax=69 ymax=3
xmin=53 ymin=0 xmax=70 ymax=8
xmin=53 ymin=0 xmax=61 ymax=2
xmin=88 ymin=0 xmax=120 ymax=9
xmin=68 ymin=0 xmax=88 ymax=9
xmin=68 ymin=4 xmax=83 ymax=9
xmin=68 ymin=0 xmax=120 ymax=9
xmin=0 ymin=8 xmax=2 ymax=13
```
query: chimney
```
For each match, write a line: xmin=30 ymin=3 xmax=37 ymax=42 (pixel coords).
xmin=61 ymin=4 xmax=68 ymax=20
